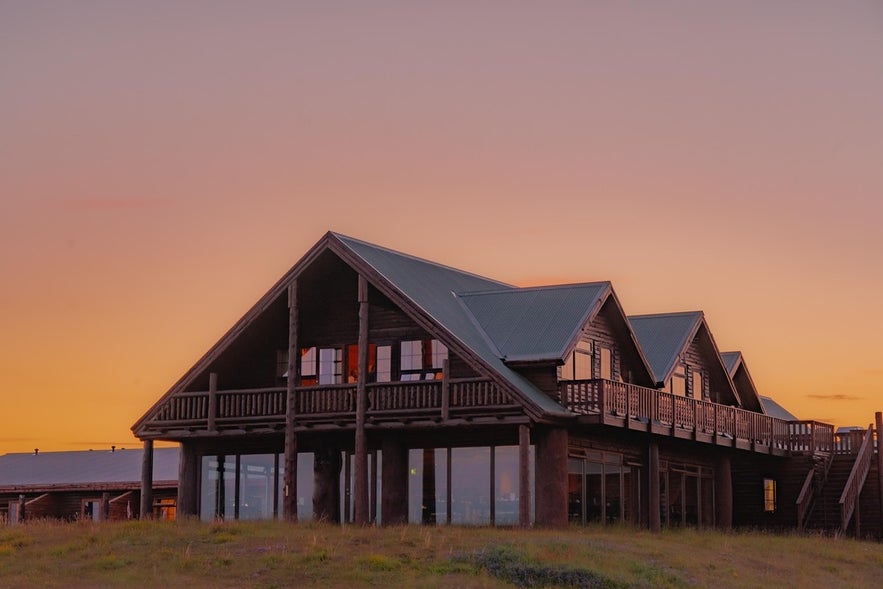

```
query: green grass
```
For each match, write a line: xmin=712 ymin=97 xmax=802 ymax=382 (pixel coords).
xmin=0 ymin=520 xmax=880 ymax=588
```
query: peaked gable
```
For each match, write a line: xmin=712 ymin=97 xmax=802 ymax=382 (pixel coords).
xmin=721 ymin=351 xmax=765 ymax=413
xmin=629 ymin=312 xmax=703 ymax=384
xmin=456 ymin=282 xmax=610 ymax=363
xmin=134 ymin=232 xmax=572 ymax=434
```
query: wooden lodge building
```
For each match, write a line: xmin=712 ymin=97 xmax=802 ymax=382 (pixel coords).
xmin=133 ymin=232 xmax=883 ymax=537
xmin=1 ymin=448 xmax=178 ymax=523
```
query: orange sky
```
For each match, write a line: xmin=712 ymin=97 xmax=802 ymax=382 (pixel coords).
xmin=2 ymin=2 xmax=881 ymax=453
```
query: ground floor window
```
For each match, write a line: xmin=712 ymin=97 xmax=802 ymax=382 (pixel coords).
xmin=763 ymin=478 xmax=776 ymax=512
xmin=405 ymin=445 xmax=535 ymax=526
xmin=660 ymin=461 xmax=715 ymax=528
xmin=568 ymin=450 xmax=641 ymax=525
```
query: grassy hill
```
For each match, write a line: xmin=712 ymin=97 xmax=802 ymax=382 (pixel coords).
xmin=1 ymin=520 xmax=881 ymax=588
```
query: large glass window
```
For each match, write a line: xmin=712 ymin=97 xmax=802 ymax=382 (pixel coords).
xmin=599 ymin=346 xmax=613 ymax=380
xmin=318 ymin=348 xmax=343 ymax=385
xmin=494 ymin=446 xmax=521 ymax=525
xmin=561 ymin=341 xmax=592 ymax=381
xmin=690 ymin=369 xmax=704 ymax=400
xmin=375 ymin=345 xmax=392 ymax=382
xmin=238 ymin=454 xmax=276 ymax=520
xmin=400 ymin=339 xmax=448 ymax=380
xmin=763 ymin=478 xmax=776 ymax=512
xmin=451 ymin=447 xmax=491 ymax=525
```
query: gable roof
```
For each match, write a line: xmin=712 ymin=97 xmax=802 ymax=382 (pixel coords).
xmin=721 ymin=351 xmax=741 ymax=374
xmin=456 ymin=282 xmax=610 ymax=363
xmin=331 ymin=233 xmax=571 ymax=417
xmin=134 ymin=232 xmax=577 ymax=433
xmin=0 ymin=448 xmax=179 ymax=490
xmin=628 ymin=311 xmax=704 ymax=384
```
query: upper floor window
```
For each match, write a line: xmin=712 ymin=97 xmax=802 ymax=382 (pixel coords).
xmin=400 ymin=339 xmax=448 ymax=380
xmin=599 ymin=346 xmax=613 ymax=380
xmin=690 ymin=368 xmax=705 ymax=400
xmin=318 ymin=348 xmax=343 ymax=385
xmin=560 ymin=340 xmax=592 ymax=381
xmin=301 ymin=347 xmax=318 ymax=386
xmin=670 ymin=365 xmax=686 ymax=396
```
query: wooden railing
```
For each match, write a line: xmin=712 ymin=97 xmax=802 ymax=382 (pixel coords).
xmin=839 ymin=424 xmax=874 ymax=532
xmin=796 ymin=468 xmax=816 ymax=533
xmin=559 ymin=379 xmax=835 ymax=454
xmin=834 ymin=429 xmax=867 ymax=455
xmin=146 ymin=377 xmax=519 ymax=431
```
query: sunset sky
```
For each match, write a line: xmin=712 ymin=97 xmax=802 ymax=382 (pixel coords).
xmin=2 ymin=2 xmax=881 ymax=454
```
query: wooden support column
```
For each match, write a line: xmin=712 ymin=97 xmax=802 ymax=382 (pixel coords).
xmin=534 ymin=426 xmax=568 ymax=528
xmin=102 ymin=493 xmax=110 ymax=522
xmin=370 ymin=450 xmax=378 ymax=523
xmin=490 ymin=445 xmax=496 ymax=525
xmin=876 ymin=412 xmax=883 ymax=535
xmin=381 ymin=434 xmax=409 ymax=526
xmin=441 ymin=359 xmax=450 ymax=421
xmin=140 ymin=439 xmax=154 ymax=519
xmin=648 ymin=442 xmax=661 ymax=532
xmin=446 ymin=447 xmax=452 ymax=525
xmin=177 ymin=441 xmax=199 ymax=518
xmin=207 ymin=372 xmax=218 ymax=432
xmin=715 ymin=452 xmax=733 ymax=531
xmin=313 ymin=445 xmax=342 ymax=523
xmin=354 ymin=275 xmax=370 ymax=525
xmin=283 ymin=281 xmax=299 ymax=522
xmin=518 ymin=424 xmax=531 ymax=527
xmin=18 ymin=494 xmax=26 ymax=524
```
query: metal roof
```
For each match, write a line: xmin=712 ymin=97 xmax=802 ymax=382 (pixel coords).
xmin=457 ymin=283 xmax=609 ymax=362
xmin=760 ymin=396 xmax=798 ymax=421
xmin=0 ymin=448 xmax=179 ymax=489
xmin=721 ymin=351 xmax=741 ymax=374
xmin=335 ymin=234 xmax=572 ymax=416
xmin=628 ymin=312 xmax=703 ymax=384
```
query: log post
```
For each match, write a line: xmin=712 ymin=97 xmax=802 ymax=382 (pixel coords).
xmin=446 ymin=447 xmax=452 ymax=525
xmin=140 ymin=439 xmax=154 ymax=519
xmin=489 ymin=445 xmax=496 ymax=525
xmin=207 ymin=372 xmax=218 ymax=432
xmin=534 ymin=427 xmax=568 ymax=527
xmin=177 ymin=441 xmax=199 ymax=518
xmin=715 ymin=452 xmax=733 ymax=531
xmin=18 ymin=494 xmax=26 ymax=524
xmin=354 ymin=275 xmax=370 ymax=525
xmin=102 ymin=493 xmax=110 ymax=522
xmin=283 ymin=282 xmax=299 ymax=522
xmin=518 ymin=424 xmax=531 ymax=527
xmin=381 ymin=434 xmax=409 ymax=526
xmin=313 ymin=445 xmax=342 ymax=523
xmin=649 ymin=441 xmax=661 ymax=532
xmin=370 ymin=450 xmax=378 ymax=524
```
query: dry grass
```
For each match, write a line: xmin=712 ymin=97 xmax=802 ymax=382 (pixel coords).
xmin=0 ymin=520 xmax=881 ymax=588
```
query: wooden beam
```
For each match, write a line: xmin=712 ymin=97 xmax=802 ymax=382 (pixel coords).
xmin=140 ymin=439 xmax=154 ymax=519
xmin=489 ymin=445 xmax=496 ymax=525
xmin=283 ymin=281 xmax=299 ymax=522
xmin=441 ymin=359 xmax=450 ymax=421
xmin=446 ymin=447 xmax=452 ymax=525
xmin=649 ymin=442 xmax=660 ymax=532
xmin=534 ymin=427 xmax=568 ymax=528
xmin=518 ymin=425 xmax=531 ymax=527
xmin=354 ymin=275 xmax=370 ymax=525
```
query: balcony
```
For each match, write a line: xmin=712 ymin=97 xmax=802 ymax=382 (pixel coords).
xmin=143 ymin=377 xmax=524 ymax=435
xmin=560 ymin=379 xmax=834 ymax=456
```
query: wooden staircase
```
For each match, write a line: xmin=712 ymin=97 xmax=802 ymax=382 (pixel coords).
xmin=805 ymin=453 xmax=881 ymax=539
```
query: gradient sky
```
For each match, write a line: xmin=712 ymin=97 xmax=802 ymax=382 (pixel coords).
xmin=2 ymin=1 xmax=881 ymax=453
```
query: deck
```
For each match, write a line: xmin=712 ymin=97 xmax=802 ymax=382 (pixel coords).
xmin=560 ymin=379 xmax=834 ymax=456
xmin=140 ymin=377 xmax=836 ymax=457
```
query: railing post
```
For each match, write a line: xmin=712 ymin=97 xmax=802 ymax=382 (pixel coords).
xmin=598 ymin=380 xmax=605 ymax=417
xmin=207 ymin=372 xmax=218 ymax=432
xmin=441 ymin=359 xmax=450 ymax=421
xmin=140 ymin=439 xmax=154 ymax=519
xmin=876 ymin=412 xmax=883 ymax=534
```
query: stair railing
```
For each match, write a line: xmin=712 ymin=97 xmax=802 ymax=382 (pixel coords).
xmin=838 ymin=424 xmax=874 ymax=533
xmin=796 ymin=468 xmax=815 ymax=533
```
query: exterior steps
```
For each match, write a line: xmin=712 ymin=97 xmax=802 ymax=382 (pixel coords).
xmin=806 ymin=454 xmax=882 ymax=539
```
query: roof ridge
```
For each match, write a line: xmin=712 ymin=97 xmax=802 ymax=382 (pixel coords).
xmin=332 ymin=232 xmax=513 ymax=289
xmin=457 ymin=281 xmax=611 ymax=297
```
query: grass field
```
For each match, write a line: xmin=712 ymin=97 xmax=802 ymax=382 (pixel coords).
xmin=1 ymin=520 xmax=881 ymax=588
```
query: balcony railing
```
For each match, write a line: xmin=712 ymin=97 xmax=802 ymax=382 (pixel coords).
xmin=839 ymin=424 xmax=874 ymax=532
xmin=560 ymin=379 xmax=835 ymax=454
xmin=145 ymin=377 xmax=521 ymax=431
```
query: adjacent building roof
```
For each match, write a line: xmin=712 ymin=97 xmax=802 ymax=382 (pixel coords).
xmin=628 ymin=311 xmax=704 ymax=384
xmin=760 ymin=396 xmax=799 ymax=421
xmin=0 ymin=448 xmax=179 ymax=490
xmin=720 ymin=351 xmax=765 ymax=413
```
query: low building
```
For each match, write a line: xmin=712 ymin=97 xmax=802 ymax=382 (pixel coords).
xmin=1 ymin=448 xmax=178 ymax=523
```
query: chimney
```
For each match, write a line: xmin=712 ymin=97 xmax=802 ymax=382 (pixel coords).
xmin=112 ymin=445 xmax=116 ymax=453
xmin=34 ymin=448 xmax=39 ymax=456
